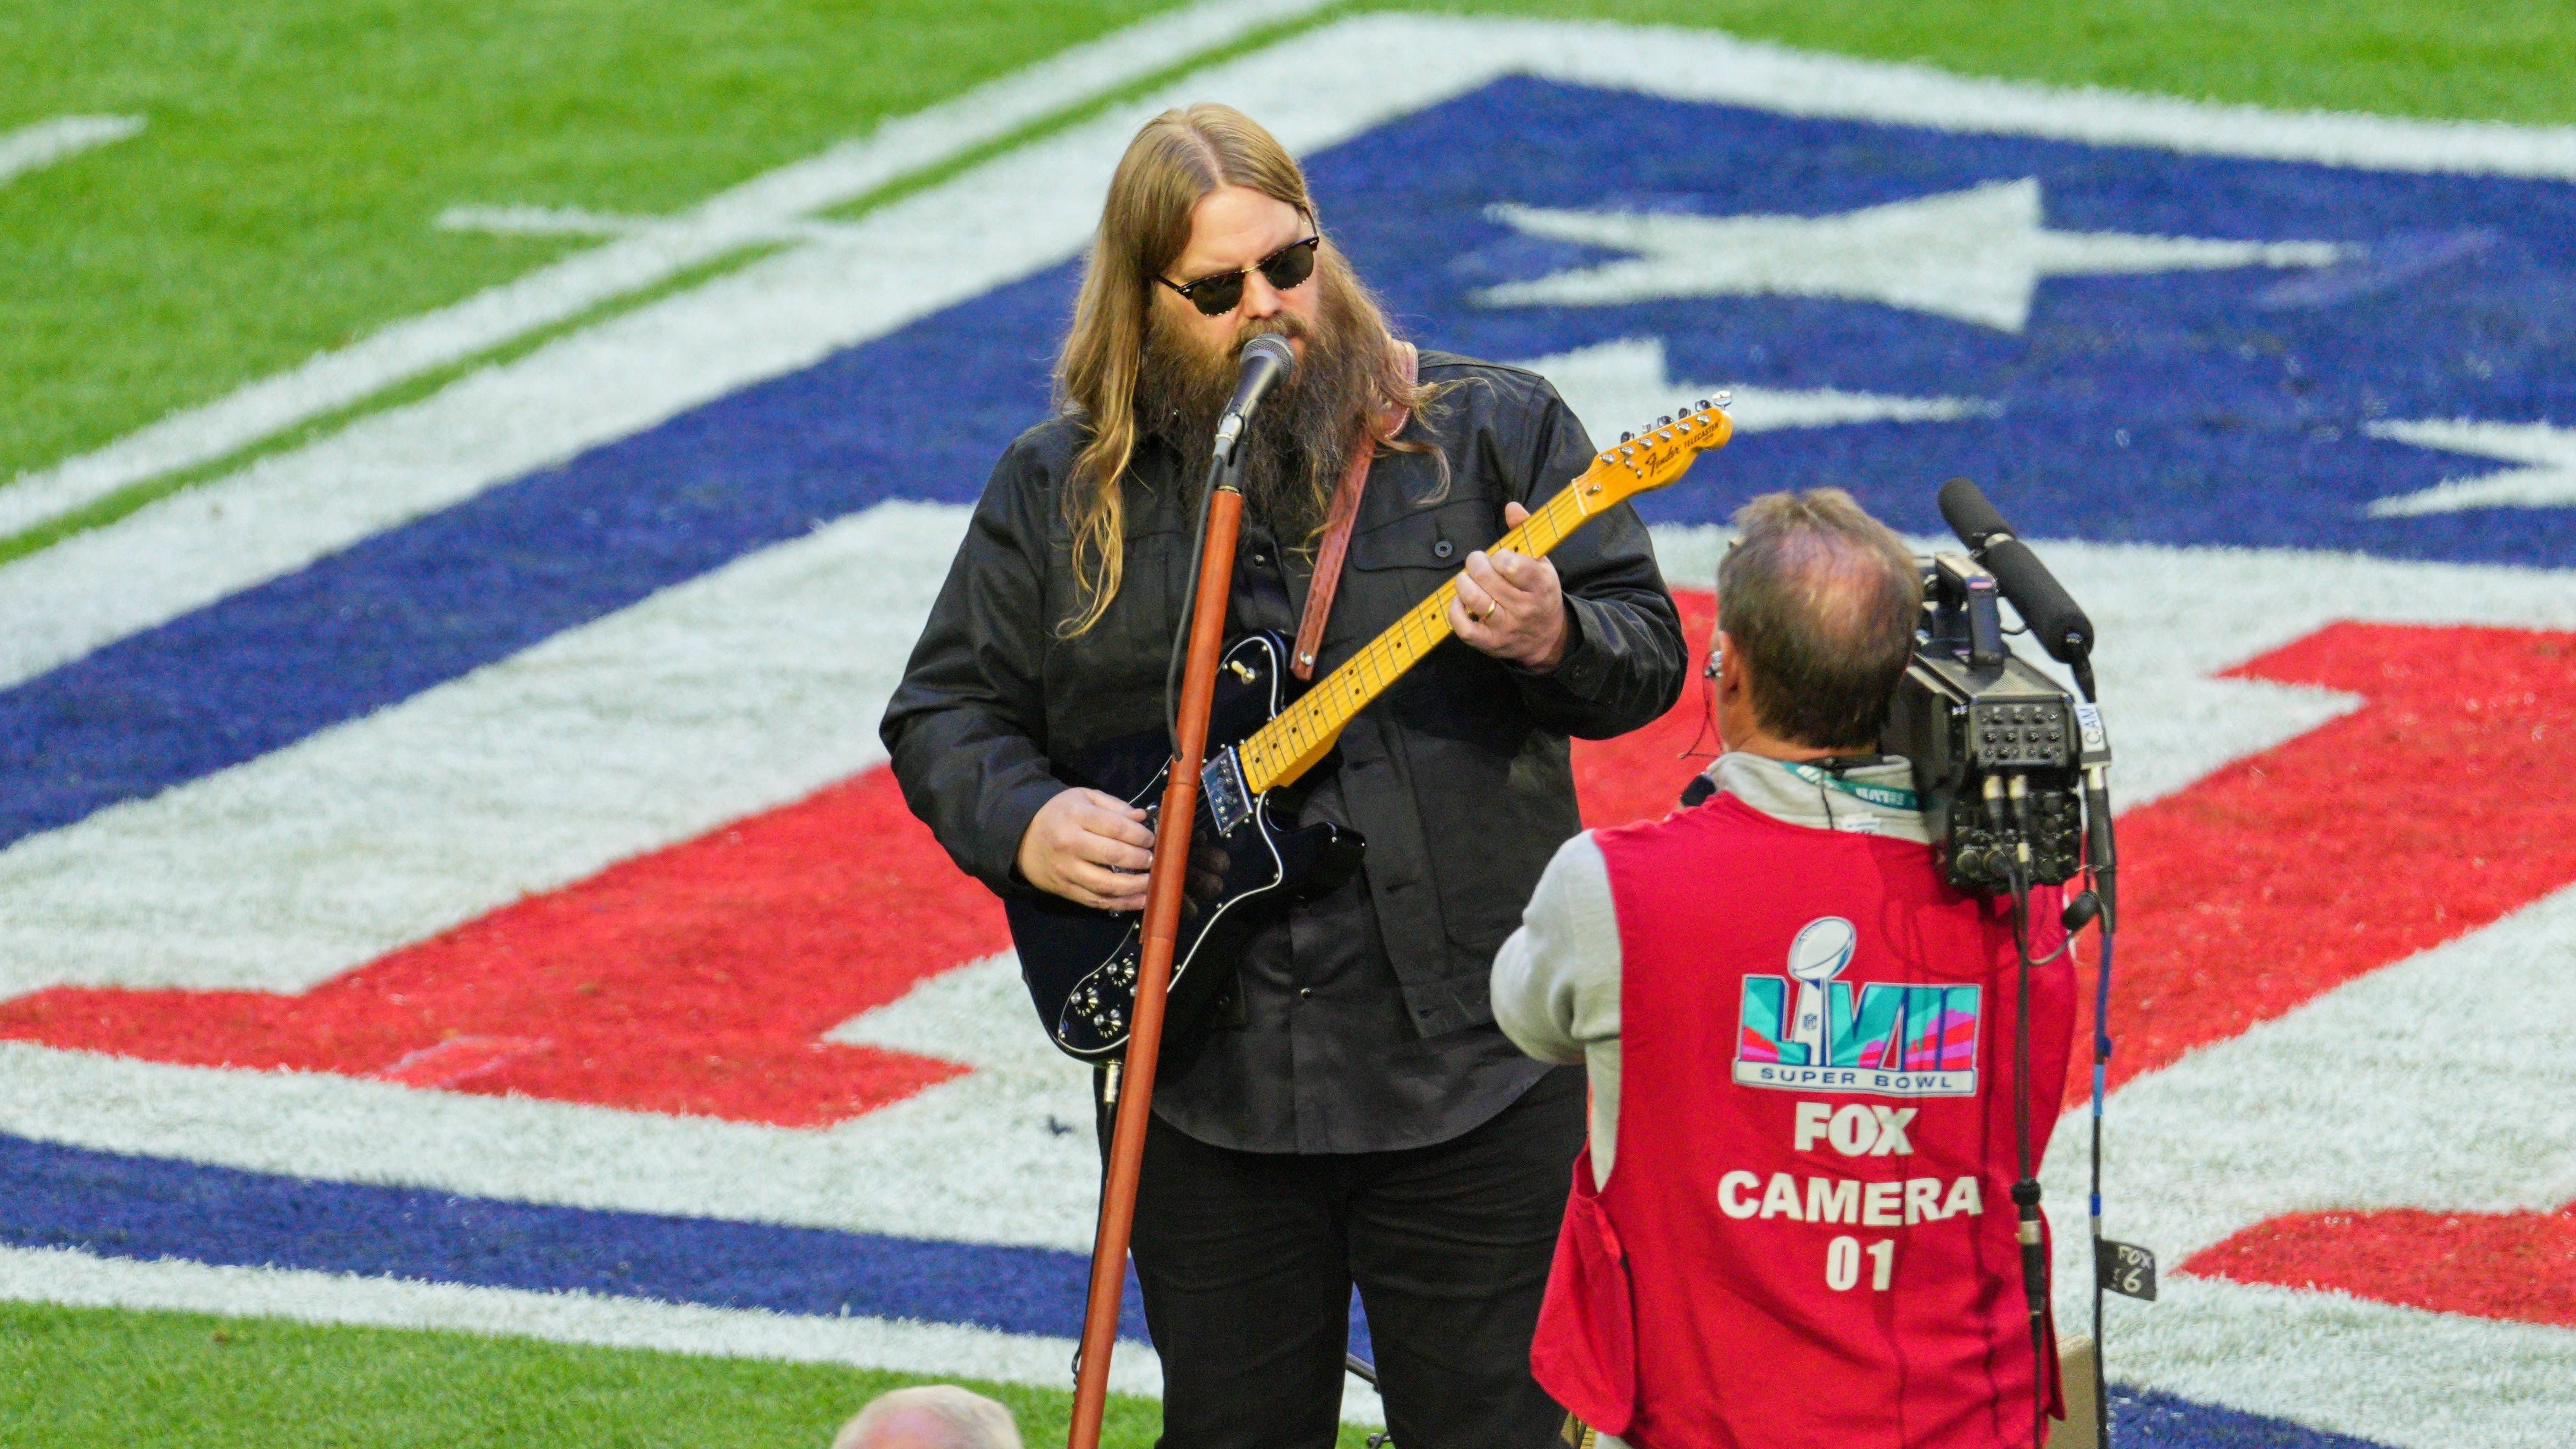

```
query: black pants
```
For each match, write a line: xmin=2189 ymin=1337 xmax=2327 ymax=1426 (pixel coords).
xmin=1103 ymin=1067 xmax=1586 ymax=1449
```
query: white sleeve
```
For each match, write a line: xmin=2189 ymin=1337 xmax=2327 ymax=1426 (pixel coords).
xmin=1491 ymin=831 xmax=1622 ymax=1066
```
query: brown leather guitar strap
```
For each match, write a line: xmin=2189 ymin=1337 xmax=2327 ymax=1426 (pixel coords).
xmin=1290 ymin=339 xmax=1415 ymax=681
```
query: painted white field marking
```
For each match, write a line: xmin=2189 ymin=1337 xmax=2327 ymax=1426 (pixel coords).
xmin=0 ymin=1244 xmax=1170 ymax=1401
xmin=1507 ymin=17 xmax=2576 ymax=179
xmin=1481 ymin=181 xmax=2347 ymax=332
xmin=15 ymin=13 xmax=2576 ymax=693
xmin=0 ymin=0 xmax=1337 ymax=540
xmin=2032 ymin=882 xmax=2576 ymax=1435
xmin=0 ymin=115 xmax=143 ymax=187
xmin=2364 ymin=418 xmax=2576 ymax=515
xmin=15 ymin=506 xmax=2568 ymax=1005
xmin=0 ymin=958 xmax=1109 ymax=1257
xmin=0 ymin=501 xmax=963 ymax=1000
xmin=436 ymin=203 xmax=873 ymax=247
xmin=1523 ymin=337 xmax=1992 ymax=438
xmin=1647 ymin=530 xmax=2576 ymax=810
xmin=2043 ymin=879 xmax=2576 ymax=1264
xmin=2086 ymin=1277 xmax=2576 ymax=1449
xmin=0 ymin=15 xmax=1499 ymax=695
xmin=0 ymin=528 xmax=2566 ymax=1245
xmin=436 ymin=204 xmax=683 ymax=237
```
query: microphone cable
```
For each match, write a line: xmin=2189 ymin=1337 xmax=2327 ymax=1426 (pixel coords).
xmin=2004 ymin=850 xmax=2049 ymax=1449
xmin=2078 ymin=757 xmax=2120 ymax=1449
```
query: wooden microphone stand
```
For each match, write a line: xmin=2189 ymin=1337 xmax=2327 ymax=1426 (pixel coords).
xmin=1064 ymin=469 xmax=1245 ymax=1449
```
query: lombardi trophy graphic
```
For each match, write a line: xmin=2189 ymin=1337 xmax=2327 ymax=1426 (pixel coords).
xmin=1784 ymin=917 xmax=1857 ymax=1066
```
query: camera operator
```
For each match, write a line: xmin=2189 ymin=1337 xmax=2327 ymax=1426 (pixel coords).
xmin=1492 ymin=489 xmax=2077 ymax=1449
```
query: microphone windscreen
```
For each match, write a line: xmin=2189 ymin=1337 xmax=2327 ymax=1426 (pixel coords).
xmin=1981 ymin=537 xmax=2095 ymax=666
xmin=1935 ymin=477 xmax=2094 ymax=665
xmin=1212 ymin=332 xmax=1300 ymax=462
xmin=1240 ymin=332 xmax=1296 ymax=377
xmin=1937 ymin=476 xmax=2011 ymax=551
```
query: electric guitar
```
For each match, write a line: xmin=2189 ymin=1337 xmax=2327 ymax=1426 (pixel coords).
xmin=1007 ymin=402 xmax=1735 ymax=1062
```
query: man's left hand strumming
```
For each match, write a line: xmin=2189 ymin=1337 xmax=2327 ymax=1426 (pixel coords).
xmin=1451 ymin=500 xmax=1570 ymax=671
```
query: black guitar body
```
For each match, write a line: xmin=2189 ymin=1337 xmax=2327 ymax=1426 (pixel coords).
xmin=1004 ymin=632 xmax=1367 ymax=1063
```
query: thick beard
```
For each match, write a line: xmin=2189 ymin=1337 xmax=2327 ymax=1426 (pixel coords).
xmin=1136 ymin=278 xmax=1381 ymax=544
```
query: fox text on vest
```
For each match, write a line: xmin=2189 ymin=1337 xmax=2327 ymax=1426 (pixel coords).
xmin=1792 ymin=1101 xmax=1917 ymax=1155
xmin=1736 ymin=917 xmax=1982 ymax=1097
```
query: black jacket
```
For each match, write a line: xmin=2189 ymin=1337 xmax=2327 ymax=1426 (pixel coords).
xmin=880 ymin=353 xmax=1686 ymax=1039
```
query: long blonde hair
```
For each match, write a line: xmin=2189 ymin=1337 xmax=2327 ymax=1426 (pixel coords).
xmin=1054 ymin=104 xmax=1432 ymax=637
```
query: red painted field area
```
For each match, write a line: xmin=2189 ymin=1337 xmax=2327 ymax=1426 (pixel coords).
xmin=8 ymin=605 xmax=2573 ymax=1334
xmin=2188 ymin=1201 xmax=2576 ymax=1329
xmin=0 ymin=770 xmax=1001 ymax=1127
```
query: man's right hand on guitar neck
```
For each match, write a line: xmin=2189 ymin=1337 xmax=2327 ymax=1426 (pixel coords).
xmin=1017 ymin=788 xmax=1157 ymax=912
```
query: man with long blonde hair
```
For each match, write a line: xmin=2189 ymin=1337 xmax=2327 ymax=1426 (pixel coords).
xmin=883 ymin=104 xmax=1686 ymax=1448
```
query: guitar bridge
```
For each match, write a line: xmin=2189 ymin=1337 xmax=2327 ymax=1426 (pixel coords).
xmin=1201 ymin=746 xmax=1254 ymax=837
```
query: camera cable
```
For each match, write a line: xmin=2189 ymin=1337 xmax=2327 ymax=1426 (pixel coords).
xmin=2077 ymin=756 xmax=2119 ymax=1449
xmin=2004 ymin=834 xmax=2049 ymax=1449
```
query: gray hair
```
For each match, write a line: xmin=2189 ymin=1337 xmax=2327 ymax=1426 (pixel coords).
xmin=832 ymin=1385 xmax=1023 ymax=1449
xmin=1716 ymin=489 xmax=1922 ymax=750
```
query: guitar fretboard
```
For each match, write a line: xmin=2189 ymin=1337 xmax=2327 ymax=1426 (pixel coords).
xmin=1234 ymin=472 xmax=1621 ymax=795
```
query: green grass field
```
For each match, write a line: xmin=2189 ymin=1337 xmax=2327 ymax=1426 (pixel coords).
xmin=5 ymin=1 xmax=2573 ymax=530
xmin=0 ymin=1301 xmax=1200 ymax=1449
xmin=3 ymin=1 xmax=2572 ymax=1444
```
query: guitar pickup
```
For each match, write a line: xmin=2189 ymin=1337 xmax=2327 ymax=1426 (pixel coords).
xmin=1201 ymin=746 xmax=1254 ymax=837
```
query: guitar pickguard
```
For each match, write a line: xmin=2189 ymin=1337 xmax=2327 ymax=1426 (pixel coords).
xmin=1004 ymin=633 xmax=1366 ymax=1064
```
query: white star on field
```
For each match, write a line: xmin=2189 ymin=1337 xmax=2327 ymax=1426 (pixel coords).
xmin=1522 ymin=338 xmax=1994 ymax=441
xmin=1476 ymin=177 xmax=2351 ymax=333
xmin=2362 ymin=419 xmax=2576 ymax=516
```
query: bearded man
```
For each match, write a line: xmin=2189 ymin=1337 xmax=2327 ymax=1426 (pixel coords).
xmin=882 ymin=104 xmax=1686 ymax=1449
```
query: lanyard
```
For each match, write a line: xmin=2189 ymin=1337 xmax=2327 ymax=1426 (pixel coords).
xmin=1780 ymin=759 xmax=1920 ymax=812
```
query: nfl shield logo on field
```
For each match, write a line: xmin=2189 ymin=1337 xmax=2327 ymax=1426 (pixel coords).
xmin=2 ymin=13 xmax=2571 ymax=1447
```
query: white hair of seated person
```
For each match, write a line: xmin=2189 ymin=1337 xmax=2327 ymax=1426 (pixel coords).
xmin=832 ymin=1385 xmax=1023 ymax=1449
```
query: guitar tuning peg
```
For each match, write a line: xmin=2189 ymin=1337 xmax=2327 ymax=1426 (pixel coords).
xmin=1713 ymin=390 xmax=1733 ymax=406
xmin=1694 ymin=398 xmax=1711 ymax=410
xmin=1619 ymin=431 xmax=1633 ymax=443
xmin=1657 ymin=415 xmax=1672 ymax=427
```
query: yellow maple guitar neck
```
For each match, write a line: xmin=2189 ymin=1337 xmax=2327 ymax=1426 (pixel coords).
xmin=1235 ymin=402 xmax=1734 ymax=795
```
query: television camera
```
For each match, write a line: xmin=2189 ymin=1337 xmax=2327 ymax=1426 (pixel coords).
xmin=1880 ymin=478 xmax=2135 ymax=1449
xmin=1882 ymin=478 xmax=2115 ymax=912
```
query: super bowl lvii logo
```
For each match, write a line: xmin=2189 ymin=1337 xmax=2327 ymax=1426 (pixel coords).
xmin=1735 ymin=917 xmax=1983 ymax=1097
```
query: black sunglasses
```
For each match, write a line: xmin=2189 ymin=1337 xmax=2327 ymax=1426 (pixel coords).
xmin=1158 ymin=234 xmax=1320 ymax=316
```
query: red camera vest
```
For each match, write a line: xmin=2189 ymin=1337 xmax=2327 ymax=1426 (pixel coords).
xmin=1531 ymin=794 xmax=2075 ymax=1449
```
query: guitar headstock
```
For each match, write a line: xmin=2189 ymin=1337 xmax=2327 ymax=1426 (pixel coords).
xmin=1575 ymin=399 xmax=1735 ymax=511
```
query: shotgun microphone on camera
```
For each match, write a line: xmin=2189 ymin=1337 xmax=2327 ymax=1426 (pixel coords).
xmin=1936 ymin=478 xmax=2094 ymax=687
xmin=1212 ymin=333 xmax=1298 ymax=464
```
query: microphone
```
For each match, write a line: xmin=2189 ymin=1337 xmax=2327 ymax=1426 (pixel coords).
xmin=1211 ymin=333 xmax=1297 ymax=464
xmin=1936 ymin=478 xmax=2094 ymax=670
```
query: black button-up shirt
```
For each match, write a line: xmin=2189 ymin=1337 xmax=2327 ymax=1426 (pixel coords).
xmin=1152 ymin=510 xmax=1560 ymax=1151
xmin=880 ymin=353 xmax=1686 ymax=1155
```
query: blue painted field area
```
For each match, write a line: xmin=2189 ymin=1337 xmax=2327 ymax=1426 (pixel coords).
xmin=11 ymin=75 xmax=2575 ymax=850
